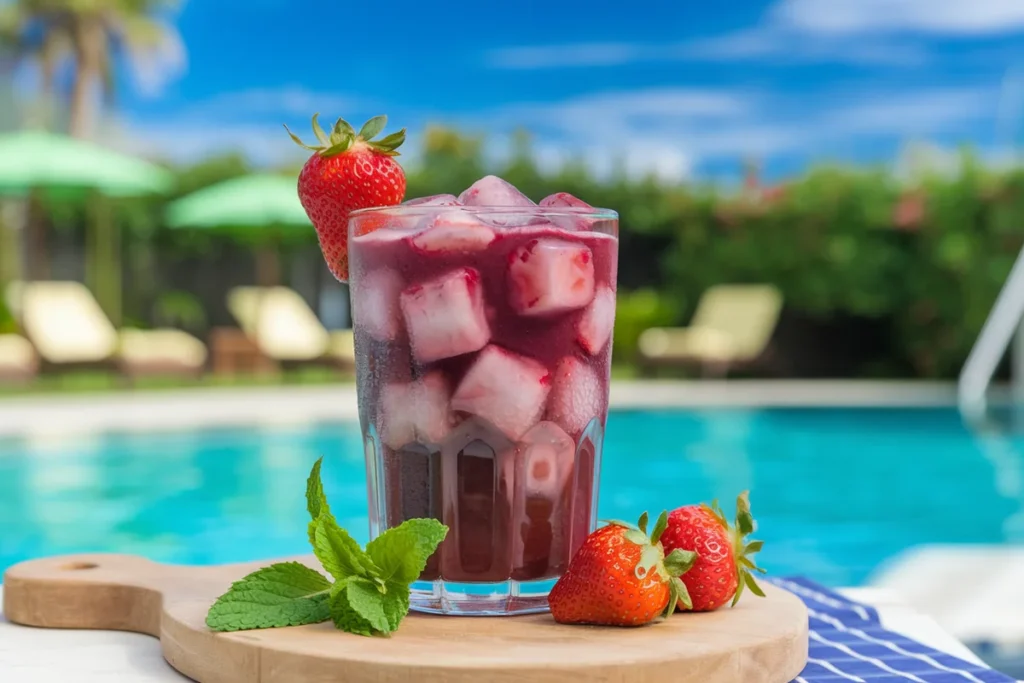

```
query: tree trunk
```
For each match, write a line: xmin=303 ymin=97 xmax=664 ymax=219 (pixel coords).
xmin=69 ymin=17 xmax=105 ymax=139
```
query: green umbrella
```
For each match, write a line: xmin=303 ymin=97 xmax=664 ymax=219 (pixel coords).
xmin=166 ymin=174 xmax=308 ymax=229
xmin=0 ymin=129 xmax=173 ymax=196
xmin=0 ymin=129 xmax=175 ymax=326
xmin=165 ymin=174 xmax=311 ymax=286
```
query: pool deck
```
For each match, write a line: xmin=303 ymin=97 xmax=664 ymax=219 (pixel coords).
xmin=0 ymin=379 xmax=978 ymax=438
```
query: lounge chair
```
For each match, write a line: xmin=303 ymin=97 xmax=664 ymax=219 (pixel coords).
xmin=4 ymin=281 xmax=207 ymax=380
xmin=0 ymin=333 xmax=38 ymax=384
xmin=225 ymin=286 xmax=355 ymax=373
xmin=638 ymin=284 xmax=783 ymax=378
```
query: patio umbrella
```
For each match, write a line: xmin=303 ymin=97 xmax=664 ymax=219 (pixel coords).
xmin=0 ymin=129 xmax=175 ymax=325
xmin=0 ymin=129 xmax=173 ymax=196
xmin=165 ymin=174 xmax=311 ymax=286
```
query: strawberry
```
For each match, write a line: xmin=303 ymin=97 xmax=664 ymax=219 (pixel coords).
xmin=286 ymin=114 xmax=407 ymax=282
xmin=660 ymin=492 xmax=766 ymax=612
xmin=548 ymin=511 xmax=696 ymax=627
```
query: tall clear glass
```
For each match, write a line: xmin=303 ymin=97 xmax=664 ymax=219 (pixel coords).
xmin=348 ymin=204 xmax=618 ymax=615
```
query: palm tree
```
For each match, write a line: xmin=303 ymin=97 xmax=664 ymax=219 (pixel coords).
xmin=3 ymin=0 xmax=180 ymax=139
xmin=63 ymin=0 xmax=181 ymax=138
xmin=1 ymin=1 xmax=73 ymax=130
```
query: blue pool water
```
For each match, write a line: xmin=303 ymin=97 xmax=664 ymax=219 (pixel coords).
xmin=1 ymin=407 xmax=1022 ymax=587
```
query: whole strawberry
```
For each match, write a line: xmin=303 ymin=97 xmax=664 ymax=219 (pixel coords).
xmin=549 ymin=511 xmax=696 ymax=627
xmin=286 ymin=114 xmax=407 ymax=281
xmin=660 ymin=492 xmax=766 ymax=612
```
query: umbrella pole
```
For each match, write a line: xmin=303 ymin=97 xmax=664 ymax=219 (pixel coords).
xmin=252 ymin=234 xmax=281 ymax=377
xmin=0 ymin=200 xmax=23 ymax=289
xmin=255 ymin=244 xmax=280 ymax=287
xmin=89 ymin=193 xmax=121 ymax=327
xmin=27 ymin=190 xmax=48 ymax=281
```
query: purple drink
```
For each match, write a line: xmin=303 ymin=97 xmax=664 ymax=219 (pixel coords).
xmin=348 ymin=177 xmax=618 ymax=615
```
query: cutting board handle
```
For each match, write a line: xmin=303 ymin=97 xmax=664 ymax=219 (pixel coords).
xmin=2 ymin=554 xmax=168 ymax=636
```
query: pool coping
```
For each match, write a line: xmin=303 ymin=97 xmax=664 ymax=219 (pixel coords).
xmin=0 ymin=380 xmax=993 ymax=438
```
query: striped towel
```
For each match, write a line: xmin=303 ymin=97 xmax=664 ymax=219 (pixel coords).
xmin=769 ymin=577 xmax=1016 ymax=683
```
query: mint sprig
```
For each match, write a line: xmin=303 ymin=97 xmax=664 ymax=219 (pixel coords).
xmin=205 ymin=457 xmax=448 ymax=636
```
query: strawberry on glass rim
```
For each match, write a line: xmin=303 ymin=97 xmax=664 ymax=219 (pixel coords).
xmin=286 ymin=114 xmax=407 ymax=282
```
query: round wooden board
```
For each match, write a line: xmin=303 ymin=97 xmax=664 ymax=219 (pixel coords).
xmin=3 ymin=554 xmax=808 ymax=683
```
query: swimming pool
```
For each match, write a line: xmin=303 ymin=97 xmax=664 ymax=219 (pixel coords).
xmin=1 ymin=407 xmax=1021 ymax=587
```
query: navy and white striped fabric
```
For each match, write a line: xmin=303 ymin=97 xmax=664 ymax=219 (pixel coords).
xmin=769 ymin=577 xmax=1016 ymax=683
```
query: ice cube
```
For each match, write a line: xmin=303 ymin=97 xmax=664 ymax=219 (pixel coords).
xmin=352 ymin=227 xmax=407 ymax=245
xmin=403 ymin=194 xmax=462 ymax=207
xmin=508 ymin=238 xmax=595 ymax=316
xmin=400 ymin=268 xmax=491 ymax=364
xmin=539 ymin=192 xmax=591 ymax=209
xmin=516 ymin=421 xmax=575 ymax=499
xmin=379 ymin=371 xmax=453 ymax=449
xmin=459 ymin=175 xmax=535 ymax=207
xmin=576 ymin=285 xmax=616 ymax=355
xmin=450 ymin=345 xmax=551 ymax=441
xmin=547 ymin=357 xmax=604 ymax=436
xmin=411 ymin=210 xmax=497 ymax=254
xmin=539 ymin=192 xmax=596 ymax=232
xmin=352 ymin=268 xmax=404 ymax=341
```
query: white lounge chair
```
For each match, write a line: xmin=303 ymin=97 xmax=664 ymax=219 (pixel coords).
xmin=5 ymin=281 xmax=207 ymax=379
xmin=638 ymin=284 xmax=783 ymax=377
xmin=226 ymin=286 xmax=354 ymax=371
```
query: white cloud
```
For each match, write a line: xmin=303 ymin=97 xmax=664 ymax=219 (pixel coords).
xmin=682 ymin=28 xmax=929 ymax=66
xmin=100 ymin=118 xmax=306 ymax=166
xmin=486 ymin=0 xmax=1024 ymax=71
xmin=485 ymin=34 xmax=926 ymax=70
xmin=125 ymin=21 xmax=188 ymax=98
xmin=774 ymin=0 xmax=1024 ymax=36
xmin=105 ymin=82 xmax=999 ymax=182
xmin=179 ymin=87 xmax=366 ymax=120
xmin=475 ymin=84 xmax=998 ymax=179
xmin=824 ymin=87 xmax=994 ymax=134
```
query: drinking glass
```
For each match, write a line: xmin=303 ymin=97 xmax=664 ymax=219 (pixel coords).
xmin=348 ymin=205 xmax=618 ymax=615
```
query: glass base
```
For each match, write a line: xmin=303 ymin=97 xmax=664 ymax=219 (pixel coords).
xmin=409 ymin=578 xmax=557 ymax=616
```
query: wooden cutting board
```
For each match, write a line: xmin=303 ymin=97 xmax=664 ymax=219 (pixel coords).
xmin=3 ymin=553 xmax=808 ymax=683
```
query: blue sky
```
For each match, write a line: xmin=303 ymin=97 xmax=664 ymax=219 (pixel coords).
xmin=26 ymin=0 xmax=1024 ymax=181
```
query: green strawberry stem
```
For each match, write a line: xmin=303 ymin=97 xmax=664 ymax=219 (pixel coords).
xmin=611 ymin=511 xmax=698 ymax=619
xmin=285 ymin=113 xmax=406 ymax=158
xmin=702 ymin=491 xmax=767 ymax=607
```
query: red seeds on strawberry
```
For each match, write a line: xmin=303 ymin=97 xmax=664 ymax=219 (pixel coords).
xmin=548 ymin=511 xmax=696 ymax=627
xmin=660 ymin=492 xmax=767 ymax=612
xmin=286 ymin=114 xmax=407 ymax=282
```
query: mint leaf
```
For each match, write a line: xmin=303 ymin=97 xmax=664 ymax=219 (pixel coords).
xmin=329 ymin=580 xmax=375 ymax=636
xmin=365 ymin=518 xmax=448 ymax=584
xmin=305 ymin=457 xmax=333 ymax=546
xmin=381 ymin=581 xmax=411 ymax=632
xmin=344 ymin=577 xmax=390 ymax=633
xmin=205 ymin=562 xmax=331 ymax=632
xmin=313 ymin=514 xmax=379 ymax=581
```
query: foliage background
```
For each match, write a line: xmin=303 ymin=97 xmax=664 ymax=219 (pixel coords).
xmin=11 ymin=127 xmax=1020 ymax=380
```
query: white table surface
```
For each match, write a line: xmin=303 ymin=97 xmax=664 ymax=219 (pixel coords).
xmin=0 ymin=586 xmax=993 ymax=682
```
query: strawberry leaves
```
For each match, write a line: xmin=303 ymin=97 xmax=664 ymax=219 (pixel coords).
xmin=729 ymin=491 xmax=767 ymax=607
xmin=285 ymin=114 xmax=406 ymax=158
xmin=206 ymin=457 xmax=448 ymax=636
